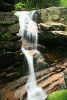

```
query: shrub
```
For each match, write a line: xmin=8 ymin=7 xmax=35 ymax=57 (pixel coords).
xmin=47 ymin=90 xmax=67 ymax=100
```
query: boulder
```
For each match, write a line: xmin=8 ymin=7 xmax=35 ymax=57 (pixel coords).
xmin=40 ymin=7 xmax=67 ymax=24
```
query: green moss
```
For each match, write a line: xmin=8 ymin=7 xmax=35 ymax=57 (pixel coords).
xmin=41 ymin=9 xmax=48 ymax=23
xmin=47 ymin=90 xmax=67 ymax=100
xmin=0 ymin=32 xmax=11 ymax=40
xmin=62 ymin=15 xmax=67 ymax=24
xmin=0 ymin=21 xmax=14 ymax=25
xmin=2 ymin=50 xmax=12 ymax=54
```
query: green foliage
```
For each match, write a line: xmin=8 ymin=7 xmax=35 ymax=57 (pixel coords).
xmin=14 ymin=0 xmax=60 ymax=10
xmin=16 ymin=0 xmax=67 ymax=10
xmin=47 ymin=90 xmax=67 ymax=100
xmin=23 ymin=0 xmax=60 ymax=9
xmin=60 ymin=0 xmax=67 ymax=7
xmin=15 ymin=2 xmax=25 ymax=9
xmin=0 ymin=32 xmax=11 ymax=40
xmin=1 ymin=0 xmax=67 ymax=11
xmin=14 ymin=0 xmax=67 ymax=10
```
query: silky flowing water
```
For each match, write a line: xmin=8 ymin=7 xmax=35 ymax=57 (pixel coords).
xmin=15 ymin=10 xmax=47 ymax=100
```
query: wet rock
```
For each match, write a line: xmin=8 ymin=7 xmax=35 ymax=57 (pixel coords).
xmin=0 ymin=62 xmax=65 ymax=100
xmin=63 ymin=68 xmax=67 ymax=87
xmin=26 ymin=49 xmax=49 ymax=71
xmin=31 ymin=10 xmax=41 ymax=23
xmin=0 ymin=47 xmax=67 ymax=100
xmin=38 ymin=23 xmax=66 ymax=31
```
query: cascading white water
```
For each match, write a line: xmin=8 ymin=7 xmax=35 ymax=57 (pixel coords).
xmin=15 ymin=10 xmax=47 ymax=100
xmin=22 ymin=48 xmax=37 ymax=89
xmin=15 ymin=11 xmax=38 ymax=49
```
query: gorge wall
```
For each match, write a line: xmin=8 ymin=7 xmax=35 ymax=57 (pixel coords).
xmin=0 ymin=7 xmax=67 ymax=100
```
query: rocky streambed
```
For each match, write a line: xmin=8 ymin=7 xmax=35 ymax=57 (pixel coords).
xmin=0 ymin=7 xmax=67 ymax=100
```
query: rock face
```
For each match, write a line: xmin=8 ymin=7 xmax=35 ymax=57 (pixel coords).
xmin=0 ymin=12 xmax=23 ymax=83
xmin=38 ymin=23 xmax=67 ymax=46
xmin=0 ymin=59 xmax=67 ymax=100
xmin=38 ymin=7 xmax=67 ymax=46
xmin=40 ymin=7 xmax=67 ymax=24
xmin=0 ymin=7 xmax=67 ymax=100
xmin=0 ymin=12 xmax=48 ymax=85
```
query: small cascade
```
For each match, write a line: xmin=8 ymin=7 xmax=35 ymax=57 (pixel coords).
xmin=15 ymin=11 xmax=38 ymax=49
xmin=22 ymin=48 xmax=37 ymax=89
xmin=15 ymin=10 xmax=47 ymax=100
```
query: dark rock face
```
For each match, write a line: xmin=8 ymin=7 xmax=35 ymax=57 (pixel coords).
xmin=38 ymin=23 xmax=67 ymax=46
xmin=0 ymin=0 xmax=19 ymax=11
xmin=0 ymin=4 xmax=14 ymax=12
xmin=0 ymin=12 xmax=23 ymax=83
xmin=31 ymin=10 xmax=41 ymax=23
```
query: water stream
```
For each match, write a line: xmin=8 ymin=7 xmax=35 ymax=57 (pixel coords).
xmin=15 ymin=10 xmax=47 ymax=100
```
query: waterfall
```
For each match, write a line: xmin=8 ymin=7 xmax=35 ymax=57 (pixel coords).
xmin=15 ymin=10 xmax=47 ymax=100
xmin=15 ymin=11 xmax=38 ymax=49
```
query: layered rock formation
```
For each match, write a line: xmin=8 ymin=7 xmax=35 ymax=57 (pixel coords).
xmin=0 ymin=7 xmax=67 ymax=100
xmin=0 ymin=59 xmax=67 ymax=100
xmin=0 ymin=12 xmax=22 ymax=84
xmin=39 ymin=7 xmax=67 ymax=46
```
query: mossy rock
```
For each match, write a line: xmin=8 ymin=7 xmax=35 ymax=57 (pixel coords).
xmin=0 ymin=32 xmax=11 ymax=40
xmin=0 ymin=12 xmax=18 ymax=25
xmin=0 ymin=23 xmax=19 ymax=34
xmin=40 ymin=7 xmax=60 ymax=23
xmin=47 ymin=90 xmax=67 ymax=100
xmin=40 ymin=7 xmax=67 ymax=24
